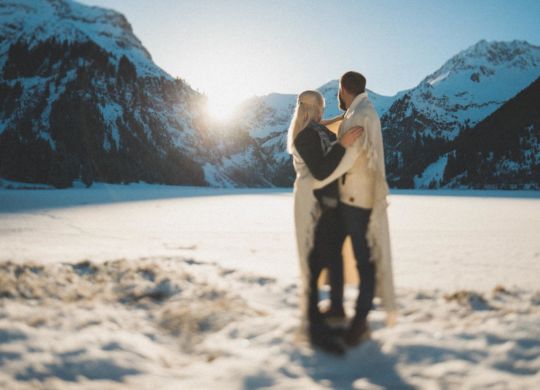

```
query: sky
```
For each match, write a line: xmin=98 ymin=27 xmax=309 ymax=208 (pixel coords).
xmin=78 ymin=0 xmax=540 ymax=112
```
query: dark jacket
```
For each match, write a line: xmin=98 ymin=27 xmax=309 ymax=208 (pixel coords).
xmin=294 ymin=121 xmax=345 ymax=207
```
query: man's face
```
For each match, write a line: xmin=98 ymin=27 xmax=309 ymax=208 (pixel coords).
xmin=338 ymin=85 xmax=347 ymax=111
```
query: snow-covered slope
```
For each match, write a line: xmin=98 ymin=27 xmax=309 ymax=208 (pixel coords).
xmin=0 ymin=0 xmax=208 ymax=188
xmin=388 ymin=40 xmax=540 ymax=137
xmin=383 ymin=40 xmax=540 ymax=187
xmin=0 ymin=0 xmax=164 ymax=78
xmin=417 ymin=40 xmax=540 ymax=129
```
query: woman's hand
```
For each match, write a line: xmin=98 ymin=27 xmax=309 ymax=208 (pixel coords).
xmin=339 ymin=126 xmax=363 ymax=147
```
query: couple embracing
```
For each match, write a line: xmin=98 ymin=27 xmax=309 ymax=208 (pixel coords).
xmin=288 ymin=71 xmax=396 ymax=355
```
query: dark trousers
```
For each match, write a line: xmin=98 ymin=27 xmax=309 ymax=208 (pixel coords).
xmin=307 ymin=206 xmax=344 ymax=325
xmin=337 ymin=202 xmax=375 ymax=324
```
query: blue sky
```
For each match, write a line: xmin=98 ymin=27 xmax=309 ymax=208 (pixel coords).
xmin=79 ymin=0 xmax=540 ymax=102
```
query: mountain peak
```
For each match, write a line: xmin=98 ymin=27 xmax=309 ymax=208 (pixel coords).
xmin=463 ymin=39 xmax=538 ymax=59
xmin=0 ymin=0 xmax=167 ymax=78
xmin=421 ymin=39 xmax=540 ymax=90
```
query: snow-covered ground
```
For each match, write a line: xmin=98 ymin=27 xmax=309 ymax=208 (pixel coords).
xmin=1 ymin=183 xmax=539 ymax=389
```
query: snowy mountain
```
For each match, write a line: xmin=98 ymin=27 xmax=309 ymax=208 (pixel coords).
xmin=0 ymin=0 xmax=209 ymax=188
xmin=232 ymin=81 xmax=396 ymax=141
xmin=0 ymin=0 xmax=165 ymax=78
xmin=203 ymin=82 xmax=398 ymax=187
xmin=383 ymin=40 xmax=540 ymax=187
xmin=318 ymin=80 xmax=399 ymax=121
xmin=0 ymin=1 xmax=538 ymax=190
xmin=212 ymin=40 xmax=540 ymax=190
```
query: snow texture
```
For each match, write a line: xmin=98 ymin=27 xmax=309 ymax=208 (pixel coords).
xmin=1 ymin=184 xmax=539 ymax=388
xmin=399 ymin=40 xmax=540 ymax=136
xmin=413 ymin=154 xmax=449 ymax=189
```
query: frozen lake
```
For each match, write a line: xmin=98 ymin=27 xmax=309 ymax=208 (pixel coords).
xmin=1 ymin=184 xmax=539 ymax=291
xmin=1 ymin=183 xmax=539 ymax=389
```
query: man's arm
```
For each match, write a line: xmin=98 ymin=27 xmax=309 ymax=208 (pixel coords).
xmin=313 ymin=114 xmax=369 ymax=189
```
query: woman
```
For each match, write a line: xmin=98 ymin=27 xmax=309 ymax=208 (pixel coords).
xmin=287 ymin=90 xmax=363 ymax=354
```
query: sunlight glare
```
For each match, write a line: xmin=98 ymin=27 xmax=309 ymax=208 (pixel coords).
xmin=192 ymin=46 xmax=268 ymax=123
xmin=206 ymin=94 xmax=241 ymax=122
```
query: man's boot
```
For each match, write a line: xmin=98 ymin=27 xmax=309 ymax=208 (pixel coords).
xmin=343 ymin=318 xmax=370 ymax=347
xmin=309 ymin=322 xmax=347 ymax=356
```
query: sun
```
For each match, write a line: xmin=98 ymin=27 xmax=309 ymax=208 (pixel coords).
xmin=206 ymin=94 xmax=242 ymax=122
xmin=193 ymin=52 xmax=265 ymax=123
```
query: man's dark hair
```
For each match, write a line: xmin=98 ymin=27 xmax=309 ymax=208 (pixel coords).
xmin=340 ymin=71 xmax=366 ymax=96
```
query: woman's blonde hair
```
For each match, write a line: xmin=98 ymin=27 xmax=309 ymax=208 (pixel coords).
xmin=287 ymin=90 xmax=324 ymax=153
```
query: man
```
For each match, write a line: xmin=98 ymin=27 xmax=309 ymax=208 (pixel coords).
xmin=314 ymin=71 xmax=396 ymax=347
xmin=337 ymin=71 xmax=380 ymax=345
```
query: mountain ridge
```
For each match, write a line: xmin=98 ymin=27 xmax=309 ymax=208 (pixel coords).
xmin=220 ymin=38 xmax=540 ymax=188
xmin=1 ymin=0 xmax=538 ymax=189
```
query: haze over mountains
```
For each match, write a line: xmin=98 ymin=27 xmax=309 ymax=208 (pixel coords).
xmin=0 ymin=0 xmax=538 ymax=189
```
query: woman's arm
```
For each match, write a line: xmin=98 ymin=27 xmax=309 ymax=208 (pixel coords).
xmin=320 ymin=113 xmax=344 ymax=127
xmin=294 ymin=128 xmax=346 ymax=181
xmin=294 ymin=126 xmax=362 ymax=181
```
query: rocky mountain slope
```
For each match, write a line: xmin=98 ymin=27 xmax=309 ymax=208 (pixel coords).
xmin=381 ymin=39 xmax=540 ymax=187
xmin=438 ymin=75 xmax=539 ymax=189
xmin=0 ymin=0 xmax=209 ymax=188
